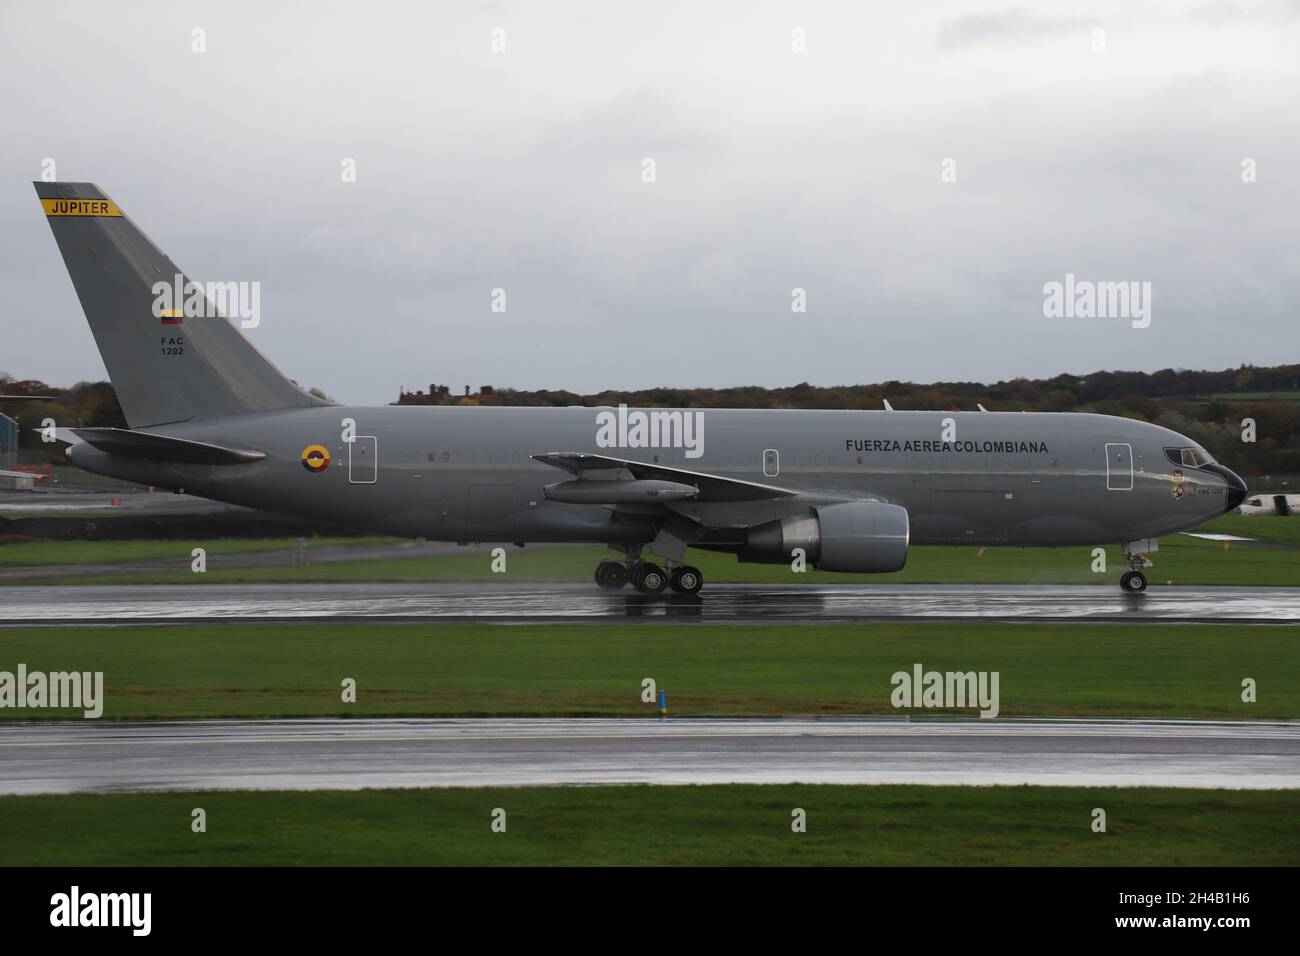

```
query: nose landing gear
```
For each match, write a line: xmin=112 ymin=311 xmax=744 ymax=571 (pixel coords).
xmin=1120 ymin=545 xmax=1153 ymax=593
xmin=1120 ymin=569 xmax=1148 ymax=593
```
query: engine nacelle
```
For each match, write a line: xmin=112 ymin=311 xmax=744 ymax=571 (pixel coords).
xmin=741 ymin=501 xmax=909 ymax=572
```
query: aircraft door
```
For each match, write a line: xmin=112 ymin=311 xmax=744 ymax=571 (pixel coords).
xmin=348 ymin=435 xmax=378 ymax=484
xmin=1105 ymin=442 xmax=1133 ymax=491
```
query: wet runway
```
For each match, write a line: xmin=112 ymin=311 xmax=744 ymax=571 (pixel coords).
xmin=4 ymin=582 xmax=1300 ymax=624
xmin=1 ymin=717 xmax=1295 ymax=793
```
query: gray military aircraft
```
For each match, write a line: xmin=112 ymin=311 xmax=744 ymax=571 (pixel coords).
xmin=34 ymin=182 xmax=1247 ymax=594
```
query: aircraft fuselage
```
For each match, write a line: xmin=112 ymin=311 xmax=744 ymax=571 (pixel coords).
xmin=68 ymin=405 xmax=1242 ymax=549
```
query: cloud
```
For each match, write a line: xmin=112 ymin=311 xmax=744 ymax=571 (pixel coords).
xmin=937 ymin=6 xmax=1096 ymax=51
xmin=1 ymin=0 xmax=1297 ymax=403
xmin=1191 ymin=0 xmax=1300 ymax=24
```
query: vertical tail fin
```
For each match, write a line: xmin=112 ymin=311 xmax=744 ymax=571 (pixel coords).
xmin=34 ymin=182 xmax=328 ymax=428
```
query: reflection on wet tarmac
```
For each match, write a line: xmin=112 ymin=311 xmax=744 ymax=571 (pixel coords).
xmin=2 ymin=717 xmax=1297 ymax=793
xmin=2 ymin=583 xmax=1299 ymax=624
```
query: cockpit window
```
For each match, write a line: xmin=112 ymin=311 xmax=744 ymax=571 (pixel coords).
xmin=1164 ymin=447 xmax=1215 ymax=468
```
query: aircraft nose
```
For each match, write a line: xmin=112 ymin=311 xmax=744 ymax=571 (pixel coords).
xmin=1209 ymin=464 xmax=1248 ymax=513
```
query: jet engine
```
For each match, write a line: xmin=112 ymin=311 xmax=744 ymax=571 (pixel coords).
xmin=740 ymin=500 xmax=909 ymax=572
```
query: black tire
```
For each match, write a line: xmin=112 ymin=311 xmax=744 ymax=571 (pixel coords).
xmin=1121 ymin=570 xmax=1148 ymax=593
xmin=595 ymin=560 xmax=628 ymax=589
xmin=633 ymin=562 xmax=667 ymax=594
xmin=670 ymin=565 xmax=704 ymax=595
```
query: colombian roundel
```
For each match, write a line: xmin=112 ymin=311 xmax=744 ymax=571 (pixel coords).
xmin=301 ymin=444 xmax=330 ymax=473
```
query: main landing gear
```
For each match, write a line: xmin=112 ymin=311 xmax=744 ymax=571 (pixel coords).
xmin=668 ymin=565 xmax=703 ymax=596
xmin=594 ymin=559 xmax=628 ymax=589
xmin=594 ymin=554 xmax=704 ymax=595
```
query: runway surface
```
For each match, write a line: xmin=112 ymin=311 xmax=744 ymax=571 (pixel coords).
xmin=4 ymin=582 xmax=1300 ymax=624
xmin=2 ymin=717 xmax=1296 ymax=793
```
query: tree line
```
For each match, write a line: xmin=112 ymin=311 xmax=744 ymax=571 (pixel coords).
xmin=5 ymin=365 xmax=1297 ymax=478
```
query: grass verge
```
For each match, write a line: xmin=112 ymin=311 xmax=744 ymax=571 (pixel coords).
xmin=1 ymin=784 xmax=1295 ymax=866
xmin=0 ymin=621 xmax=1294 ymax=720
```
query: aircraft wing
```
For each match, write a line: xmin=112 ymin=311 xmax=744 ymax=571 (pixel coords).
xmin=530 ymin=452 xmax=796 ymax=502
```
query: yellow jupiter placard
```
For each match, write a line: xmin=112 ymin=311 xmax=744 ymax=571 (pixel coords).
xmin=41 ymin=198 xmax=122 ymax=217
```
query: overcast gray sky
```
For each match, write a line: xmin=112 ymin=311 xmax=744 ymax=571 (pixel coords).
xmin=2 ymin=0 xmax=1298 ymax=404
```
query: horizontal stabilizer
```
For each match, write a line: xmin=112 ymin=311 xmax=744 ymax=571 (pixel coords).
xmin=28 ymin=426 xmax=84 ymax=446
xmin=71 ymin=427 xmax=266 ymax=464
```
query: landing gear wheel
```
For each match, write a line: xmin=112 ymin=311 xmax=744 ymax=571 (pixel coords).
xmin=670 ymin=565 xmax=703 ymax=595
xmin=595 ymin=559 xmax=628 ymax=589
xmin=632 ymin=562 xmax=668 ymax=594
xmin=1120 ymin=570 xmax=1148 ymax=593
